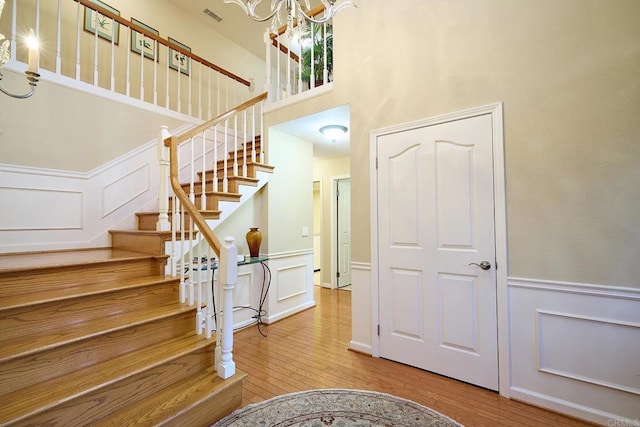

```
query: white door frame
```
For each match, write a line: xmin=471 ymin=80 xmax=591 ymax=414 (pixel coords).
xmin=330 ymin=174 xmax=350 ymax=289
xmin=369 ymin=102 xmax=510 ymax=397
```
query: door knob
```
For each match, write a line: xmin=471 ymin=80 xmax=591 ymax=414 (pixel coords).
xmin=469 ymin=261 xmax=491 ymax=270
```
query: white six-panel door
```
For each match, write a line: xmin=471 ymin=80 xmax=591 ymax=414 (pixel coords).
xmin=376 ymin=113 xmax=499 ymax=390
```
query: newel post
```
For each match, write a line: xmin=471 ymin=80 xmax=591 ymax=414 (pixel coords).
xmin=156 ymin=125 xmax=171 ymax=232
xmin=217 ymin=236 xmax=237 ymax=379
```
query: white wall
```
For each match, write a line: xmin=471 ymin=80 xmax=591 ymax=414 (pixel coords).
xmin=262 ymin=0 xmax=640 ymax=423
xmin=263 ymin=128 xmax=315 ymax=322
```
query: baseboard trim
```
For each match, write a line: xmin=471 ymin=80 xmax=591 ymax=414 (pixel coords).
xmin=265 ymin=300 xmax=316 ymax=324
xmin=509 ymin=386 xmax=634 ymax=426
xmin=349 ymin=341 xmax=372 ymax=355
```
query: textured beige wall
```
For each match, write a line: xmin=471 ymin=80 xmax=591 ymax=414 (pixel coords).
xmin=265 ymin=0 xmax=640 ymax=287
xmin=0 ymin=73 xmax=185 ymax=171
xmin=264 ymin=128 xmax=314 ymax=254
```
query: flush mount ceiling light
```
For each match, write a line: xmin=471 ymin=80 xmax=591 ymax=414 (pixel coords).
xmin=224 ymin=0 xmax=356 ymax=37
xmin=320 ymin=124 xmax=347 ymax=142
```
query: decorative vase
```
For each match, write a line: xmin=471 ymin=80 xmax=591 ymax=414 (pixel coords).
xmin=246 ymin=227 xmax=262 ymax=258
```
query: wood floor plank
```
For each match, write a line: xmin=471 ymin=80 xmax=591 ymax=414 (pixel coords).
xmin=232 ymin=287 xmax=596 ymax=427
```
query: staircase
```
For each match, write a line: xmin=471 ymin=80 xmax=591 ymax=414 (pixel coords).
xmin=0 ymin=136 xmax=273 ymax=426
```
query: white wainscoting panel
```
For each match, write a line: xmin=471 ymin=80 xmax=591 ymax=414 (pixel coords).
xmin=265 ymin=250 xmax=315 ymax=324
xmin=102 ymin=164 xmax=150 ymax=218
xmin=350 ymin=261 xmax=372 ymax=355
xmin=0 ymin=187 xmax=83 ymax=230
xmin=199 ymin=264 xmax=269 ymax=331
xmin=508 ymin=277 xmax=640 ymax=425
xmin=276 ymin=264 xmax=308 ymax=301
xmin=0 ymin=124 xmax=194 ymax=253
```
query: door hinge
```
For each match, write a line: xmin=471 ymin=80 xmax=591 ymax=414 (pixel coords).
xmin=376 ymin=157 xmax=378 ymax=169
xmin=377 ymin=324 xmax=380 ymax=336
xmin=336 ymin=272 xmax=341 ymax=278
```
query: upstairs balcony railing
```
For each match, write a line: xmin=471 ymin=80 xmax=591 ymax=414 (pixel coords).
xmin=0 ymin=0 xmax=254 ymax=120
xmin=265 ymin=6 xmax=333 ymax=103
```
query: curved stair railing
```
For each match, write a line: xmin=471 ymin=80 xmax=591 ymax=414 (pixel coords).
xmin=2 ymin=0 xmax=254 ymax=119
xmin=162 ymin=91 xmax=269 ymax=379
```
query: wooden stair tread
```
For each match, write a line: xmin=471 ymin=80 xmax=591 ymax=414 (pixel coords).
xmin=0 ymin=333 xmax=212 ymax=424
xmin=135 ymin=209 xmax=222 ymax=217
xmin=0 ymin=302 xmax=194 ymax=362
xmin=0 ymin=247 xmax=163 ymax=274
xmin=95 ymin=368 xmax=247 ymax=427
xmin=193 ymin=190 xmax=242 ymax=200
xmin=0 ymin=274 xmax=178 ymax=312
xmin=109 ymin=230 xmax=174 ymax=237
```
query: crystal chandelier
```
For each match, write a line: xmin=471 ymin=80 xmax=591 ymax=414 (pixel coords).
xmin=223 ymin=0 xmax=356 ymax=37
xmin=0 ymin=0 xmax=40 ymax=99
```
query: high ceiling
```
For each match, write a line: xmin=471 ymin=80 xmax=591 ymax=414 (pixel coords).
xmin=168 ymin=0 xmax=325 ymax=61
xmin=169 ymin=0 xmax=349 ymax=159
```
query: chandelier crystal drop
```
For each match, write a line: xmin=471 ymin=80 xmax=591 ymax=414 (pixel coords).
xmin=223 ymin=0 xmax=356 ymax=37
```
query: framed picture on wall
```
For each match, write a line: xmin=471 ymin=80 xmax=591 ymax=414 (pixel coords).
xmin=168 ymin=37 xmax=191 ymax=76
xmin=83 ymin=0 xmax=120 ymax=44
xmin=131 ymin=18 xmax=158 ymax=61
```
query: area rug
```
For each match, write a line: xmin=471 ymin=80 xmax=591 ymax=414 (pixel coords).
xmin=213 ymin=388 xmax=463 ymax=426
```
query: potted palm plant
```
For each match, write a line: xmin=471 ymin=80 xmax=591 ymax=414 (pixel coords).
xmin=301 ymin=23 xmax=333 ymax=88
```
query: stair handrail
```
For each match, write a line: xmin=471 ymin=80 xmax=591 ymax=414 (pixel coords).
xmin=163 ymin=91 xmax=267 ymax=380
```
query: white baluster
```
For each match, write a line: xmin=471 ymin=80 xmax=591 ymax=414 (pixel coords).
xmin=139 ymin=28 xmax=144 ymax=100
xmin=260 ymin=102 xmax=265 ymax=164
xmin=217 ymin=236 xmax=237 ymax=379
xmin=323 ymin=23 xmax=328 ymax=85
xmin=223 ymin=120 xmax=229 ymax=193
xmin=93 ymin=15 xmax=98 ymax=85
xmin=242 ymin=110 xmax=247 ymax=177
xmin=207 ymin=68 xmax=212 ymax=120
xmin=276 ymin=35 xmax=281 ymax=102
xmin=153 ymin=44 xmax=158 ymax=105
xmin=75 ymin=2 xmax=81 ymax=80
xmin=188 ymin=61 xmax=193 ymax=117
xmin=165 ymin=52 xmax=170 ymax=110
xmin=195 ymin=225 xmax=203 ymax=334
xmin=177 ymin=60 xmax=182 ymax=113
xmin=264 ymin=29 xmax=272 ymax=102
xmin=233 ymin=115 xmax=238 ymax=177
xmin=125 ymin=29 xmax=131 ymax=96
xmin=189 ymin=137 xmax=195 ymax=204
xmin=213 ymin=125 xmax=219 ymax=192
xmin=286 ymin=33 xmax=292 ymax=98
xmin=201 ymin=130 xmax=207 ymax=210
xmin=217 ymin=72 xmax=220 ymax=117
xmin=10 ymin=0 xmax=16 ymax=61
xmin=198 ymin=62 xmax=202 ymax=120
xmin=110 ymin=17 xmax=115 ymax=91
xmin=251 ymin=105 xmax=257 ymax=164
xmin=56 ymin=0 xmax=61 ymax=74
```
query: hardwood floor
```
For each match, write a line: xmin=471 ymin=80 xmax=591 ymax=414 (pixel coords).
xmin=233 ymin=286 xmax=595 ymax=427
